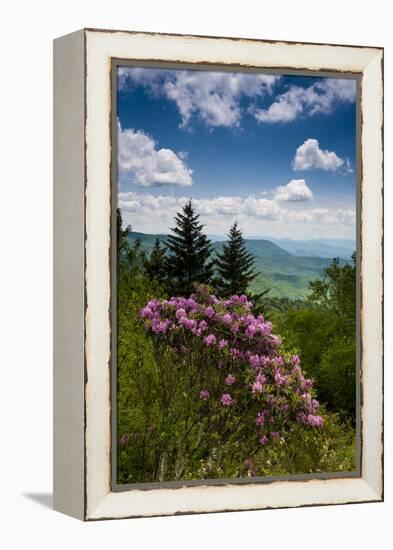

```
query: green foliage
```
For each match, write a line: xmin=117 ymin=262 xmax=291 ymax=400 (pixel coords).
xmin=250 ymin=410 xmax=356 ymax=477
xmin=215 ymin=221 xmax=258 ymax=295
xmin=271 ymin=253 xmax=356 ymax=421
xmin=165 ymin=200 xmax=213 ymax=295
xmin=143 ymin=238 xmax=167 ymax=284
xmin=116 ymin=206 xmax=357 ymax=484
xmin=309 ymin=252 xmax=356 ymax=326
xmin=192 ymin=409 xmax=355 ymax=479
xmin=319 ymin=337 xmax=356 ymax=417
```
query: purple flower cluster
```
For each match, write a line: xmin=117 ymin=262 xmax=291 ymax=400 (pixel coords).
xmin=140 ymin=285 xmax=324 ymax=448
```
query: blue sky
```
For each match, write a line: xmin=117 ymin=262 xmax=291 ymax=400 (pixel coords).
xmin=117 ymin=66 xmax=357 ymax=240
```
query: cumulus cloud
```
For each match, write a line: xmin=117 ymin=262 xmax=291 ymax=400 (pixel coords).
xmin=118 ymin=121 xmax=193 ymax=187
xmin=118 ymin=67 xmax=280 ymax=128
xmin=118 ymin=192 xmax=281 ymax=221
xmin=273 ymin=179 xmax=313 ymax=201
xmin=292 ymin=138 xmax=351 ymax=172
xmin=118 ymin=191 xmax=355 ymax=231
xmin=251 ymin=78 xmax=356 ymax=123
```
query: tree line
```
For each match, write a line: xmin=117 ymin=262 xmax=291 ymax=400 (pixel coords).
xmin=119 ymin=199 xmax=257 ymax=298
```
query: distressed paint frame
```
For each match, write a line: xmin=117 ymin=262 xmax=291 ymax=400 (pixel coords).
xmin=53 ymin=28 xmax=383 ymax=521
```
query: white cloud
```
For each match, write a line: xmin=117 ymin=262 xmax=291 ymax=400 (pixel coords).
xmin=292 ymin=138 xmax=350 ymax=172
xmin=118 ymin=67 xmax=280 ymax=128
xmin=118 ymin=191 xmax=355 ymax=234
xmin=251 ymin=78 xmax=356 ymax=123
xmin=118 ymin=122 xmax=192 ymax=187
xmin=273 ymin=179 xmax=313 ymax=202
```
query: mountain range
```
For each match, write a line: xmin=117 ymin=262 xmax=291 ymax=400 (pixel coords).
xmin=128 ymin=232 xmax=354 ymax=300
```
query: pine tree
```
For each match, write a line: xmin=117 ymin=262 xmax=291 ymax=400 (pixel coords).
xmin=215 ymin=221 xmax=257 ymax=296
xmin=144 ymin=238 xmax=167 ymax=284
xmin=165 ymin=200 xmax=213 ymax=295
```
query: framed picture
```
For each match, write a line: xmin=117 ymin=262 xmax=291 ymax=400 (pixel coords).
xmin=53 ymin=28 xmax=383 ymax=521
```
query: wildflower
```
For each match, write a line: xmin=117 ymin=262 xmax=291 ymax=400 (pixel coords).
xmin=245 ymin=324 xmax=256 ymax=338
xmin=252 ymin=381 xmax=264 ymax=394
xmin=146 ymin=299 xmax=159 ymax=309
xmin=221 ymin=313 xmax=232 ymax=325
xmin=274 ymin=368 xmax=288 ymax=386
xmin=140 ymin=306 xmax=154 ymax=319
xmin=179 ymin=317 xmax=196 ymax=331
xmin=270 ymin=431 xmax=280 ymax=439
xmin=259 ymin=435 xmax=268 ymax=445
xmin=205 ymin=306 xmax=215 ymax=318
xmin=220 ymin=393 xmax=233 ymax=406
xmin=151 ymin=319 xmax=171 ymax=334
xmin=204 ymin=334 xmax=217 ymax=346
xmin=175 ymin=308 xmax=187 ymax=319
xmin=256 ymin=410 xmax=268 ymax=426
xmin=255 ymin=372 xmax=267 ymax=385
xmin=225 ymin=374 xmax=236 ymax=385
xmin=186 ymin=297 xmax=198 ymax=311
xmin=249 ymin=354 xmax=262 ymax=368
xmin=306 ymin=414 xmax=324 ymax=427
xmin=199 ymin=389 xmax=210 ymax=401
xmin=218 ymin=338 xmax=228 ymax=349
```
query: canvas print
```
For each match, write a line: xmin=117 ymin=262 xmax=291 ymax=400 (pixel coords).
xmin=115 ymin=65 xmax=357 ymax=485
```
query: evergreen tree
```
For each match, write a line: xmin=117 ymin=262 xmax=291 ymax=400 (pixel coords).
xmin=215 ymin=221 xmax=257 ymax=296
xmin=144 ymin=239 xmax=167 ymax=284
xmin=165 ymin=200 xmax=213 ymax=295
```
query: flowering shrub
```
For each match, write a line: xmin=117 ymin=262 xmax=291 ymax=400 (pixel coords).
xmin=140 ymin=285 xmax=324 ymax=457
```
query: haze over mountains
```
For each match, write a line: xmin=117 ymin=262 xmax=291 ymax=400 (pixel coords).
xmin=128 ymin=231 xmax=355 ymax=300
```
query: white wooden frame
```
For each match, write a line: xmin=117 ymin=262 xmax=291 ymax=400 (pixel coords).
xmin=53 ymin=28 xmax=383 ymax=521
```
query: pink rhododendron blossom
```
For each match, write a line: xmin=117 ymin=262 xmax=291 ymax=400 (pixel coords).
xmin=199 ymin=389 xmax=210 ymax=401
xmin=220 ymin=393 xmax=233 ymax=406
xmin=274 ymin=368 xmax=288 ymax=386
xmin=306 ymin=414 xmax=324 ymax=427
xmin=179 ymin=317 xmax=197 ymax=331
xmin=245 ymin=324 xmax=256 ymax=338
xmin=205 ymin=306 xmax=215 ymax=318
xmin=204 ymin=333 xmax=217 ymax=346
xmin=252 ymin=381 xmax=263 ymax=393
xmin=259 ymin=435 xmax=269 ymax=445
xmin=186 ymin=297 xmax=198 ymax=310
xmin=221 ymin=313 xmax=232 ymax=325
xmin=175 ymin=308 xmax=187 ymax=319
xmin=219 ymin=338 xmax=228 ymax=349
xmin=225 ymin=374 xmax=236 ymax=385
xmin=256 ymin=410 xmax=268 ymax=426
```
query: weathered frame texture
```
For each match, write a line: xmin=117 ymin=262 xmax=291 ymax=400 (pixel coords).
xmin=53 ymin=28 xmax=384 ymax=521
